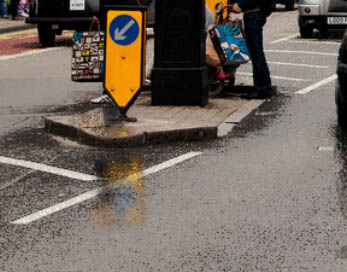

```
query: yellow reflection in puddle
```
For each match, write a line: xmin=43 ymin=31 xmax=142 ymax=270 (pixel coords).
xmin=91 ymin=158 xmax=145 ymax=227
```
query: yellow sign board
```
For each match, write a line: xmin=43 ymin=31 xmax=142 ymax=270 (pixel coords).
xmin=104 ymin=7 xmax=146 ymax=114
xmin=206 ymin=0 xmax=229 ymax=17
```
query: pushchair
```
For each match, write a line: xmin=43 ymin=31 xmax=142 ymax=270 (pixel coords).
xmin=206 ymin=2 xmax=249 ymax=98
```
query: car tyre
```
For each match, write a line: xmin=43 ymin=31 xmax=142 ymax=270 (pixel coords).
xmin=299 ymin=23 xmax=313 ymax=38
xmin=337 ymin=103 xmax=347 ymax=130
xmin=285 ymin=0 xmax=295 ymax=11
xmin=337 ymin=88 xmax=347 ymax=130
xmin=38 ymin=24 xmax=56 ymax=47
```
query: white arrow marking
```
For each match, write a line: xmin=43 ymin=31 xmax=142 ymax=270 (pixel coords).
xmin=114 ymin=19 xmax=135 ymax=41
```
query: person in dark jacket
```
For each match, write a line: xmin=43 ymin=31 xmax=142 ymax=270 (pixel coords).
xmin=9 ymin=0 xmax=19 ymax=20
xmin=231 ymin=0 xmax=275 ymax=99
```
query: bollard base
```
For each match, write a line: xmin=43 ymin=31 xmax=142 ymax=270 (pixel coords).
xmin=151 ymin=66 xmax=209 ymax=106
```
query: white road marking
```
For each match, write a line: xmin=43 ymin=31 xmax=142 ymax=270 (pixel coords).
xmin=0 ymin=48 xmax=61 ymax=62
xmin=318 ymin=146 xmax=335 ymax=152
xmin=0 ymin=156 xmax=101 ymax=182
xmin=287 ymin=40 xmax=340 ymax=46
xmin=264 ymin=49 xmax=338 ymax=57
xmin=270 ymin=33 xmax=299 ymax=44
xmin=296 ymin=74 xmax=337 ymax=94
xmin=267 ymin=61 xmax=329 ymax=69
xmin=11 ymin=151 xmax=202 ymax=225
xmin=238 ymin=72 xmax=309 ymax=82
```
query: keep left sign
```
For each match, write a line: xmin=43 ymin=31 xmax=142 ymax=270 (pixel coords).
xmin=104 ymin=8 xmax=146 ymax=114
xmin=109 ymin=15 xmax=140 ymax=46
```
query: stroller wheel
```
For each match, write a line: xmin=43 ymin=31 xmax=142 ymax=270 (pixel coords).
xmin=208 ymin=79 xmax=224 ymax=98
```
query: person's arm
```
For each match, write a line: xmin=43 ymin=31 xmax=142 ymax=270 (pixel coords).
xmin=233 ymin=0 xmax=260 ymax=12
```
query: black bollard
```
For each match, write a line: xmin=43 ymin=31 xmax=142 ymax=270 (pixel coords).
xmin=151 ymin=0 xmax=209 ymax=106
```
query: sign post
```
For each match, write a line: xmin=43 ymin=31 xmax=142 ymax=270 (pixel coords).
xmin=151 ymin=0 xmax=209 ymax=106
xmin=104 ymin=5 xmax=146 ymax=121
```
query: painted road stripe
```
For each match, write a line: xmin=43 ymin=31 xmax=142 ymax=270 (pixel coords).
xmin=264 ymin=49 xmax=338 ymax=57
xmin=270 ymin=33 xmax=299 ymax=44
xmin=0 ymin=48 xmax=61 ymax=62
xmin=296 ymin=74 xmax=337 ymax=94
xmin=287 ymin=40 xmax=340 ymax=46
xmin=0 ymin=156 xmax=101 ymax=182
xmin=267 ymin=61 xmax=329 ymax=69
xmin=238 ymin=72 xmax=309 ymax=82
xmin=11 ymin=151 xmax=202 ymax=225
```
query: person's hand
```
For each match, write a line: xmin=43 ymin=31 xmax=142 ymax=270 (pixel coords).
xmin=231 ymin=3 xmax=242 ymax=13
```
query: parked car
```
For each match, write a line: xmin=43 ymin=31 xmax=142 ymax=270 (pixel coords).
xmin=25 ymin=0 xmax=154 ymax=47
xmin=299 ymin=0 xmax=347 ymax=38
xmin=277 ymin=0 xmax=295 ymax=11
xmin=336 ymin=29 xmax=347 ymax=130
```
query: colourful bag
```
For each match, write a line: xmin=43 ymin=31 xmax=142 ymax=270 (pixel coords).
xmin=209 ymin=19 xmax=250 ymax=66
xmin=71 ymin=19 xmax=105 ymax=82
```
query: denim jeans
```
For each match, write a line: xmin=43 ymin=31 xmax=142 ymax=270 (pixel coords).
xmin=244 ymin=10 xmax=272 ymax=94
xmin=0 ymin=0 xmax=7 ymax=17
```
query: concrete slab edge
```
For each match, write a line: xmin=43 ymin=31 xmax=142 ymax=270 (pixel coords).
xmin=0 ymin=24 xmax=36 ymax=35
xmin=217 ymin=100 xmax=264 ymax=137
xmin=44 ymin=117 xmax=218 ymax=148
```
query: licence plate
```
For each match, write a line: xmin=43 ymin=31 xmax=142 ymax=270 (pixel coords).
xmin=327 ymin=17 xmax=347 ymax=25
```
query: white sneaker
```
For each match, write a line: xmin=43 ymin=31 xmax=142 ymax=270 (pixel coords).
xmin=18 ymin=11 xmax=29 ymax=18
xmin=90 ymin=94 xmax=112 ymax=104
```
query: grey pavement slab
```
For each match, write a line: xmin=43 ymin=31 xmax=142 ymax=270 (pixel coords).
xmin=0 ymin=17 xmax=34 ymax=34
xmin=44 ymin=90 xmax=262 ymax=148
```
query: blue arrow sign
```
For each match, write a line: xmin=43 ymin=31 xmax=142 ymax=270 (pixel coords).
xmin=109 ymin=15 xmax=140 ymax=46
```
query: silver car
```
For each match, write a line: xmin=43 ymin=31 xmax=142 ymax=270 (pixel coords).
xmin=298 ymin=0 xmax=347 ymax=38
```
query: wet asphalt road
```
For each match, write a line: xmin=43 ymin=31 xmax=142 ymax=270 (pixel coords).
xmin=1 ymin=5 xmax=347 ymax=271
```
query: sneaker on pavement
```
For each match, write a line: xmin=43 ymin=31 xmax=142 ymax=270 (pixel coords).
xmin=90 ymin=94 xmax=112 ymax=104
xmin=18 ymin=11 xmax=29 ymax=18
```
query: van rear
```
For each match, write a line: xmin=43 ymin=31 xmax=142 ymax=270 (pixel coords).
xmin=26 ymin=0 xmax=154 ymax=46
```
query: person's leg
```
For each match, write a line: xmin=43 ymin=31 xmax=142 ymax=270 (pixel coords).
xmin=244 ymin=11 xmax=272 ymax=96
xmin=1 ymin=0 xmax=8 ymax=17
xmin=9 ymin=0 xmax=19 ymax=18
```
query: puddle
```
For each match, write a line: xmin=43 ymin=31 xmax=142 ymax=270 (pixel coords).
xmin=90 ymin=157 xmax=145 ymax=227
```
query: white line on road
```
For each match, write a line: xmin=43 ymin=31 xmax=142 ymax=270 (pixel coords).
xmin=237 ymin=72 xmax=309 ymax=82
xmin=270 ymin=33 xmax=299 ymax=44
xmin=295 ymin=74 xmax=337 ymax=94
xmin=267 ymin=61 xmax=329 ymax=69
xmin=11 ymin=151 xmax=202 ymax=225
xmin=0 ymin=156 xmax=101 ymax=182
xmin=0 ymin=48 xmax=61 ymax=62
xmin=264 ymin=49 xmax=338 ymax=57
xmin=287 ymin=40 xmax=340 ymax=46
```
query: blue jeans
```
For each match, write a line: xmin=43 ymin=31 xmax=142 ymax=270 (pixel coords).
xmin=0 ymin=0 xmax=7 ymax=16
xmin=244 ymin=11 xmax=272 ymax=94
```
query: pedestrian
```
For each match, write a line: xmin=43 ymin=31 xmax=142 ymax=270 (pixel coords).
xmin=17 ymin=0 xmax=28 ymax=17
xmin=9 ymin=0 xmax=19 ymax=20
xmin=205 ymin=4 xmax=215 ymax=31
xmin=0 ymin=0 xmax=9 ymax=18
xmin=231 ymin=0 xmax=276 ymax=99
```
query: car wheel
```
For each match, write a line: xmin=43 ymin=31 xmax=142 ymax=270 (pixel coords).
xmin=285 ymin=0 xmax=295 ymax=11
xmin=337 ymin=88 xmax=347 ymax=130
xmin=299 ymin=23 xmax=313 ymax=38
xmin=38 ymin=24 xmax=56 ymax=47
xmin=319 ymin=28 xmax=329 ymax=39
xmin=337 ymin=103 xmax=347 ymax=130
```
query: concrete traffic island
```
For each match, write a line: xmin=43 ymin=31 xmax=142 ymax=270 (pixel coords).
xmin=44 ymin=92 xmax=262 ymax=148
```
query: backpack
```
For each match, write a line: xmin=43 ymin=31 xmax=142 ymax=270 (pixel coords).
xmin=261 ymin=0 xmax=276 ymax=17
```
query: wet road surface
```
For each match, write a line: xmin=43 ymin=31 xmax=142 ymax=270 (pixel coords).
xmin=1 ymin=6 xmax=347 ymax=271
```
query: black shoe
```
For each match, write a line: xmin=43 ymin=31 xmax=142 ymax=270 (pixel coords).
xmin=242 ymin=87 xmax=277 ymax=100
